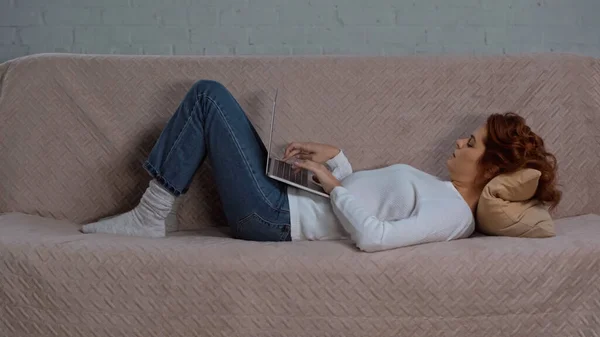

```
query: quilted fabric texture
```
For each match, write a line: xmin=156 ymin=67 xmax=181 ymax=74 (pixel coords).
xmin=0 ymin=53 xmax=599 ymax=229
xmin=1 ymin=53 xmax=600 ymax=337
xmin=476 ymin=168 xmax=556 ymax=238
xmin=1 ymin=212 xmax=600 ymax=337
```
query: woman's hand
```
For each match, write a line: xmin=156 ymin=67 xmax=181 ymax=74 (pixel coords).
xmin=292 ymin=159 xmax=342 ymax=194
xmin=282 ymin=142 xmax=340 ymax=164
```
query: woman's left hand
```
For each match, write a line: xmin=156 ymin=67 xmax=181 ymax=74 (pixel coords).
xmin=292 ymin=159 xmax=342 ymax=194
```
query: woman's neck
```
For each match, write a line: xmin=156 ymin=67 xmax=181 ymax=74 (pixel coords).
xmin=451 ymin=180 xmax=484 ymax=213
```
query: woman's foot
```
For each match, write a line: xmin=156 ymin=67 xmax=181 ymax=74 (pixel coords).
xmin=82 ymin=180 xmax=176 ymax=238
xmin=165 ymin=197 xmax=182 ymax=233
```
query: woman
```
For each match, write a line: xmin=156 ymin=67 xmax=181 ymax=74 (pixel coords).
xmin=82 ymin=80 xmax=562 ymax=252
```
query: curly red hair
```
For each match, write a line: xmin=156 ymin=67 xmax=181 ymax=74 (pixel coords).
xmin=478 ymin=112 xmax=562 ymax=212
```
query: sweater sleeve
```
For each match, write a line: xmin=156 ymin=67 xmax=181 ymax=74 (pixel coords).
xmin=325 ymin=150 xmax=353 ymax=181
xmin=329 ymin=187 xmax=474 ymax=252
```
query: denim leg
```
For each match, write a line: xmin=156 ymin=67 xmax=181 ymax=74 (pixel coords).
xmin=143 ymin=80 xmax=291 ymax=241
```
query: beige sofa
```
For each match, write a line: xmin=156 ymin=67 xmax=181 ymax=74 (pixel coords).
xmin=1 ymin=53 xmax=599 ymax=337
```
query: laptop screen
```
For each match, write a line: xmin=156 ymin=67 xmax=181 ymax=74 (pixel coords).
xmin=265 ymin=88 xmax=278 ymax=175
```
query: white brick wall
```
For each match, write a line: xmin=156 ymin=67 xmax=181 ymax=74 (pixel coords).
xmin=43 ymin=8 xmax=103 ymax=25
xmin=1 ymin=0 xmax=599 ymax=62
xmin=0 ymin=27 xmax=15 ymax=43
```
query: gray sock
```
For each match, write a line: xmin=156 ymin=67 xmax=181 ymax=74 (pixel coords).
xmin=82 ymin=180 xmax=175 ymax=238
xmin=165 ymin=197 xmax=182 ymax=233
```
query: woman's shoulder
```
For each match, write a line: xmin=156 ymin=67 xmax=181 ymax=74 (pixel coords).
xmin=389 ymin=164 xmax=445 ymax=181
xmin=363 ymin=163 xmax=445 ymax=187
xmin=384 ymin=163 xmax=423 ymax=173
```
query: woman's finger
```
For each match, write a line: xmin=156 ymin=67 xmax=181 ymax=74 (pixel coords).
xmin=282 ymin=148 xmax=301 ymax=161
xmin=283 ymin=143 xmax=300 ymax=159
xmin=297 ymin=153 xmax=313 ymax=160
xmin=284 ymin=142 xmax=309 ymax=158
xmin=292 ymin=159 xmax=323 ymax=173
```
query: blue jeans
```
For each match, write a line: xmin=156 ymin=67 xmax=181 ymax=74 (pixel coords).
xmin=143 ymin=80 xmax=291 ymax=242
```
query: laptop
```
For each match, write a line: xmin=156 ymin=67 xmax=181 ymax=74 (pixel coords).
xmin=265 ymin=89 xmax=330 ymax=198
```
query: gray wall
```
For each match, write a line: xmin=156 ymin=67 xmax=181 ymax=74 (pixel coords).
xmin=1 ymin=0 xmax=599 ymax=62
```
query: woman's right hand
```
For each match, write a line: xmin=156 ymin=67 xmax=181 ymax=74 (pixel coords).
xmin=282 ymin=142 xmax=340 ymax=164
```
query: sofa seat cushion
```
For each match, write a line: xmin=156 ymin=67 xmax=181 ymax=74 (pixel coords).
xmin=1 ymin=212 xmax=599 ymax=336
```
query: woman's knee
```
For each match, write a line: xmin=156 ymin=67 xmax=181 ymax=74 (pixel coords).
xmin=192 ymin=79 xmax=230 ymax=98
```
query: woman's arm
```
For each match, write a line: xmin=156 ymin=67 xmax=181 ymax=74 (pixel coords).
xmin=329 ymin=187 xmax=474 ymax=252
xmin=325 ymin=150 xmax=353 ymax=181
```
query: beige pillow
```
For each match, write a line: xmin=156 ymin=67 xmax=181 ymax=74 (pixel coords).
xmin=476 ymin=168 xmax=555 ymax=238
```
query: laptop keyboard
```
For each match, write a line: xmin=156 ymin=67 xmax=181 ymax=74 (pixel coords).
xmin=273 ymin=159 xmax=309 ymax=186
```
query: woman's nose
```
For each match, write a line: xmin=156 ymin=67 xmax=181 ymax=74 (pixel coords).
xmin=456 ymin=139 xmax=465 ymax=148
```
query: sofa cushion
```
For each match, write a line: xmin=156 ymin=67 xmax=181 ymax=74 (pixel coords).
xmin=476 ymin=169 xmax=555 ymax=238
xmin=1 ymin=212 xmax=599 ymax=336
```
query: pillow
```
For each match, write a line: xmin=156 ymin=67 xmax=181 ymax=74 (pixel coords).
xmin=476 ymin=168 xmax=555 ymax=238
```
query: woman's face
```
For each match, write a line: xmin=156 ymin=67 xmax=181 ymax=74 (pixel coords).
xmin=447 ymin=125 xmax=488 ymax=183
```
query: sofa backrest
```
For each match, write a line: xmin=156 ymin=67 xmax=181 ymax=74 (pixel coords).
xmin=1 ymin=53 xmax=598 ymax=229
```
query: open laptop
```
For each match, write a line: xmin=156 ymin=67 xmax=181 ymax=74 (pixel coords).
xmin=265 ymin=89 xmax=330 ymax=198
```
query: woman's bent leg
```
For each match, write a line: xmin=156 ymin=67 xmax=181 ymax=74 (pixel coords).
xmin=84 ymin=80 xmax=291 ymax=241
xmin=143 ymin=80 xmax=290 ymax=241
